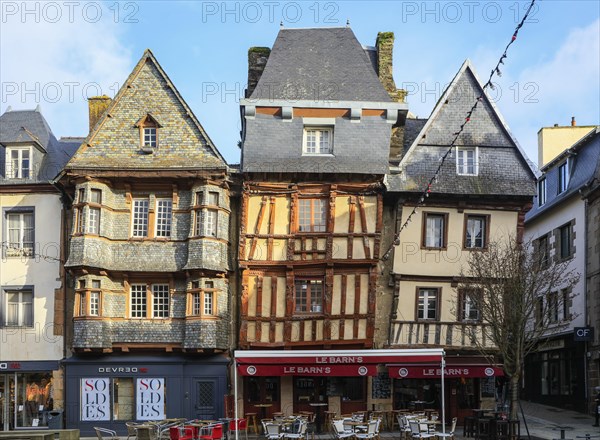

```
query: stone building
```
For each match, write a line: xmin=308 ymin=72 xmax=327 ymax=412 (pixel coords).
xmin=57 ymin=50 xmax=232 ymax=435
xmin=236 ymin=27 xmax=408 ymax=418
xmin=524 ymin=124 xmax=599 ymax=413
xmin=0 ymin=107 xmax=81 ymax=431
xmin=383 ymin=60 xmax=537 ymax=421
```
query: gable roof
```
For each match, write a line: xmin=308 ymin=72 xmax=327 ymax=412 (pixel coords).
xmin=249 ymin=27 xmax=392 ymax=102
xmin=526 ymin=127 xmax=600 ymax=222
xmin=388 ymin=59 xmax=537 ymax=196
xmin=66 ymin=49 xmax=227 ymax=171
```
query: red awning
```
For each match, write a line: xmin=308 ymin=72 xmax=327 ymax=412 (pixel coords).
xmin=237 ymin=364 xmax=377 ymax=377
xmin=388 ymin=365 xmax=504 ymax=379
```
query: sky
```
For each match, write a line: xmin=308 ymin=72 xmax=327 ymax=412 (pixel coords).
xmin=1 ymin=0 xmax=599 ymax=168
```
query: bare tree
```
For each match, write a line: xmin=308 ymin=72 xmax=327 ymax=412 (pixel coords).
xmin=458 ymin=236 xmax=580 ymax=421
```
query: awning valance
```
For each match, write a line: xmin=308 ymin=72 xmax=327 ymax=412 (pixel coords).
xmin=237 ymin=364 xmax=377 ymax=377
xmin=388 ymin=365 xmax=504 ymax=379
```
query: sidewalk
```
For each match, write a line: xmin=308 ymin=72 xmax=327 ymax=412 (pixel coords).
xmin=79 ymin=401 xmax=600 ymax=440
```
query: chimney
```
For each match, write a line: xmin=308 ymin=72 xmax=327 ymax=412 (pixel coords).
xmin=571 ymin=116 xmax=576 ymax=126
xmin=246 ymin=47 xmax=271 ymax=98
xmin=88 ymin=95 xmax=111 ymax=133
xmin=376 ymin=32 xmax=398 ymax=101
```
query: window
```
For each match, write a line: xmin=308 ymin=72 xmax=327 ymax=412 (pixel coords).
xmin=78 ymin=280 xmax=101 ymax=316
xmin=132 ymin=199 xmax=149 ymax=237
xmin=189 ymin=280 xmax=217 ymax=317
xmin=130 ymin=284 xmax=170 ymax=318
xmin=417 ymin=288 xmax=438 ymax=320
xmin=465 ymin=215 xmax=487 ymax=249
xmin=6 ymin=210 xmax=34 ymax=257
xmin=460 ymin=289 xmax=481 ymax=321
xmin=155 ymin=199 xmax=172 ymax=238
xmin=558 ymin=161 xmax=569 ymax=193
xmin=558 ymin=223 xmax=573 ymax=259
xmin=208 ymin=192 xmax=219 ymax=206
xmin=152 ymin=284 xmax=169 ymax=318
xmin=193 ymin=191 xmax=219 ymax=237
xmin=303 ymin=127 xmax=333 ymax=154
xmin=5 ymin=147 xmax=31 ymax=179
xmin=206 ymin=209 xmax=217 ymax=237
xmin=90 ymin=286 xmax=100 ymax=317
xmin=204 ymin=291 xmax=214 ymax=316
xmin=298 ymin=198 xmax=327 ymax=232
xmin=4 ymin=288 xmax=33 ymax=327
xmin=143 ymin=127 xmax=157 ymax=147
xmin=537 ymin=234 xmax=549 ymax=268
xmin=538 ymin=178 xmax=546 ymax=206
xmin=295 ymin=279 xmax=323 ymax=313
xmin=456 ymin=147 xmax=478 ymax=175
xmin=130 ymin=284 xmax=147 ymax=318
xmin=423 ymin=213 xmax=447 ymax=248
xmin=548 ymin=291 xmax=559 ymax=323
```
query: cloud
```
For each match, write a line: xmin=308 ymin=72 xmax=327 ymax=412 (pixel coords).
xmin=1 ymin=2 xmax=134 ymax=136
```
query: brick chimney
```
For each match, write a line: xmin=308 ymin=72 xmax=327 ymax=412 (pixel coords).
xmin=246 ymin=47 xmax=271 ymax=98
xmin=571 ymin=116 xmax=576 ymax=126
xmin=376 ymin=32 xmax=399 ymax=101
xmin=88 ymin=95 xmax=111 ymax=133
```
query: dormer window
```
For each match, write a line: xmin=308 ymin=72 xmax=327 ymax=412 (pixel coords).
xmin=135 ymin=114 xmax=161 ymax=149
xmin=5 ymin=147 xmax=31 ymax=179
xmin=558 ymin=160 xmax=569 ymax=193
xmin=538 ymin=178 xmax=546 ymax=206
xmin=456 ymin=147 xmax=478 ymax=175
xmin=303 ymin=127 xmax=333 ymax=155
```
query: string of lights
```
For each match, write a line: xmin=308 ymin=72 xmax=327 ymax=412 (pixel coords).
xmin=381 ymin=0 xmax=537 ymax=261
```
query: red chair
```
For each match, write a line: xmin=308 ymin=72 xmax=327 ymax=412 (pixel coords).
xmin=228 ymin=418 xmax=248 ymax=440
xmin=200 ymin=423 xmax=224 ymax=440
xmin=170 ymin=425 xmax=195 ymax=440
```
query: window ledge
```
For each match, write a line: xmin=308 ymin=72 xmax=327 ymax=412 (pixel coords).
xmin=301 ymin=153 xmax=335 ymax=157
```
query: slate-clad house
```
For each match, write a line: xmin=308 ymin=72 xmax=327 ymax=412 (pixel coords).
xmin=0 ymin=107 xmax=81 ymax=430
xmin=524 ymin=126 xmax=599 ymax=412
xmin=237 ymin=27 xmax=407 ymax=417
xmin=58 ymin=50 xmax=232 ymax=435
xmin=384 ymin=60 xmax=536 ymax=421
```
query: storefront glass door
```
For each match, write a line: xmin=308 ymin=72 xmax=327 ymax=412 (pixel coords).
xmin=0 ymin=374 xmax=16 ymax=431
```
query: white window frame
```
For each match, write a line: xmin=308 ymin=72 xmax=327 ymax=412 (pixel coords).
xmin=461 ymin=290 xmax=481 ymax=321
xmin=456 ymin=146 xmax=478 ymax=176
xmin=131 ymin=198 xmax=149 ymax=238
xmin=206 ymin=209 xmax=217 ymax=237
xmin=203 ymin=291 xmax=214 ymax=316
xmin=155 ymin=199 xmax=173 ymax=238
xmin=417 ymin=288 xmax=438 ymax=321
xmin=538 ymin=178 xmax=546 ymax=206
xmin=465 ymin=215 xmax=487 ymax=249
xmin=152 ymin=284 xmax=170 ymax=318
xmin=5 ymin=146 xmax=32 ymax=179
xmin=4 ymin=288 xmax=33 ymax=327
xmin=423 ymin=212 xmax=446 ymax=248
xmin=87 ymin=207 xmax=101 ymax=235
xmin=6 ymin=210 xmax=34 ymax=257
xmin=130 ymin=284 xmax=147 ymax=318
xmin=302 ymin=127 xmax=333 ymax=155
xmin=143 ymin=127 xmax=157 ymax=148
xmin=558 ymin=160 xmax=569 ymax=193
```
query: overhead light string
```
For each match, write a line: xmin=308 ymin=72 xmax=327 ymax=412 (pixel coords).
xmin=381 ymin=0 xmax=537 ymax=260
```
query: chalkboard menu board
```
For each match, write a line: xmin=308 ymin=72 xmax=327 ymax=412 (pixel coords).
xmin=481 ymin=377 xmax=495 ymax=398
xmin=372 ymin=371 xmax=391 ymax=399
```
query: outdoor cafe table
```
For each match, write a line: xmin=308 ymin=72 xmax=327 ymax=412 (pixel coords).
xmin=551 ymin=425 xmax=574 ymax=439
xmin=309 ymin=402 xmax=328 ymax=433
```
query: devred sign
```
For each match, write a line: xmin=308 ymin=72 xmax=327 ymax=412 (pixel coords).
xmin=238 ymin=364 xmax=376 ymax=376
xmin=389 ymin=366 xmax=503 ymax=379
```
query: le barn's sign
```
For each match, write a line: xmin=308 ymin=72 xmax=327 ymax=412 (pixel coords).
xmin=238 ymin=364 xmax=377 ymax=377
xmin=81 ymin=378 xmax=110 ymax=421
xmin=136 ymin=378 xmax=165 ymax=420
xmin=389 ymin=366 xmax=504 ymax=379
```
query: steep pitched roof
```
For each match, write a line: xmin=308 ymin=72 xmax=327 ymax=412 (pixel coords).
xmin=388 ymin=59 xmax=536 ymax=196
xmin=0 ymin=108 xmax=52 ymax=151
xmin=250 ymin=27 xmax=392 ymax=102
xmin=526 ymin=127 xmax=600 ymax=222
xmin=66 ymin=49 xmax=227 ymax=171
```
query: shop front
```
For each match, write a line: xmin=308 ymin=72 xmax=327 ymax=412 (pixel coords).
xmin=388 ymin=357 xmax=504 ymax=422
xmin=0 ymin=360 xmax=60 ymax=431
xmin=64 ymin=354 xmax=228 ymax=436
xmin=234 ymin=349 xmax=445 ymax=430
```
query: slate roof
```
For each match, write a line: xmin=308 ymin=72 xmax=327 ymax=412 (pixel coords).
xmin=387 ymin=60 xmax=536 ymax=197
xmin=66 ymin=50 xmax=227 ymax=171
xmin=0 ymin=108 xmax=82 ymax=183
xmin=526 ymin=127 xmax=600 ymax=222
xmin=249 ymin=27 xmax=392 ymax=102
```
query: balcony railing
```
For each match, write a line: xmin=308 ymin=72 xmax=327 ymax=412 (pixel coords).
xmin=389 ymin=320 xmax=497 ymax=350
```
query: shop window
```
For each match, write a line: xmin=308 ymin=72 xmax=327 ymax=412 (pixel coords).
xmin=17 ymin=373 xmax=54 ymax=428
xmin=417 ymin=287 xmax=439 ymax=321
xmin=247 ymin=377 xmax=280 ymax=403
xmin=3 ymin=287 xmax=33 ymax=327
xmin=113 ymin=378 xmax=134 ymax=420
xmin=5 ymin=209 xmax=34 ymax=257
xmin=298 ymin=198 xmax=327 ymax=232
xmin=294 ymin=279 xmax=323 ymax=313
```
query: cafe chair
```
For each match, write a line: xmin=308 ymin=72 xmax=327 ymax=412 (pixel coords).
xmin=229 ymin=418 xmax=249 ymax=440
xmin=285 ymin=419 xmax=308 ymax=440
xmin=95 ymin=427 xmax=119 ymax=439
xmin=398 ymin=416 xmax=412 ymax=440
xmin=408 ymin=421 xmax=435 ymax=440
xmin=333 ymin=420 xmax=355 ymax=439
xmin=265 ymin=423 xmax=285 ymax=440
xmin=170 ymin=425 xmax=195 ymax=440
xmin=136 ymin=424 xmax=159 ymax=440
xmin=126 ymin=422 xmax=141 ymax=440
xmin=355 ymin=420 xmax=378 ymax=440
xmin=435 ymin=417 xmax=457 ymax=440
